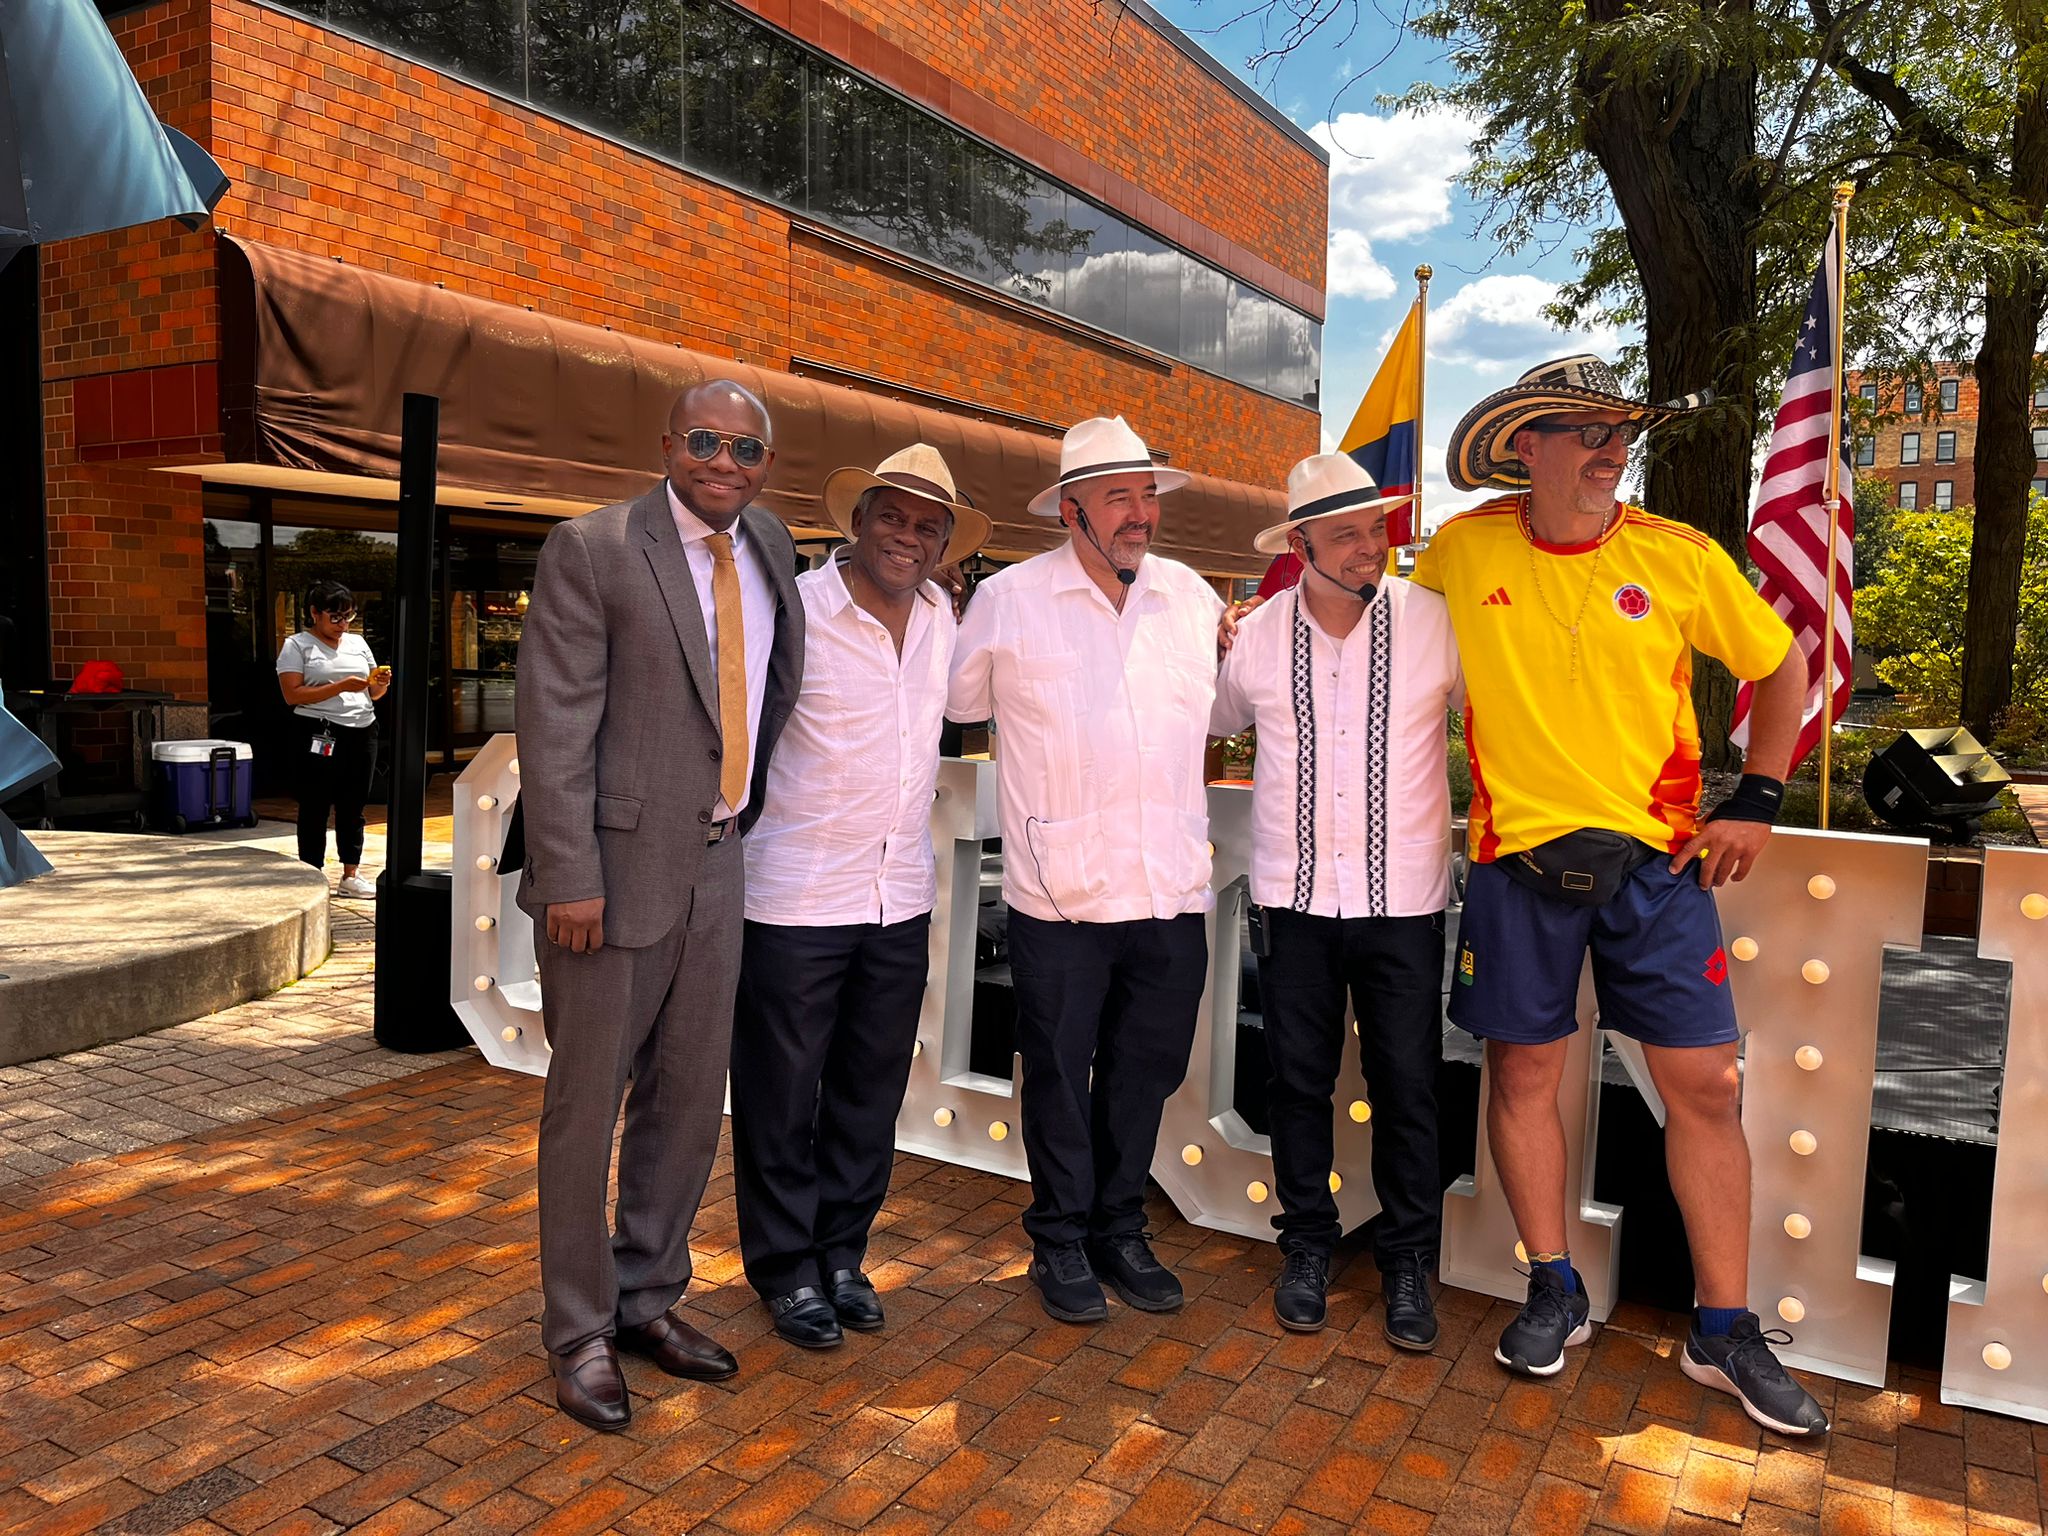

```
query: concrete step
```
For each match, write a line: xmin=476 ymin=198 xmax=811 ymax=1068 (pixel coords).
xmin=0 ymin=832 xmax=330 ymax=1066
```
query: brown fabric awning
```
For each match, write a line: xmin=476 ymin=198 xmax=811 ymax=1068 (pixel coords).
xmin=218 ymin=236 xmax=1283 ymax=577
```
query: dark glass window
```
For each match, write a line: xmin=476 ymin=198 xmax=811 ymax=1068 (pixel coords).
xmin=2035 ymin=385 xmax=2048 ymax=408
xmin=529 ymin=0 xmax=681 ymax=158
xmin=1270 ymin=305 xmax=1313 ymax=407
xmin=1854 ymin=436 xmax=1875 ymax=467
xmin=322 ymin=0 xmax=528 ymax=97
xmin=1904 ymin=382 xmax=1923 ymax=413
xmin=1122 ymin=228 xmax=1181 ymax=357
xmin=908 ymin=115 xmax=988 ymax=279
xmin=1059 ymin=199 xmax=1128 ymax=337
xmin=1180 ymin=256 xmax=1227 ymax=377
xmin=1939 ymin=378 xmax=1960 ymax=412
xmin=1858 ymin=383 xmax=1877 ymax=406
xmin=2032 ymin=427 xmax=2048 ymax=461
xmin=1225 ymin=283 xmax=1272 ymax=393
xmin=1901 ymin=432 xmax=1920 ymax=464
xmin=1934 ymin=480 xmax=1954 ymax=509
xmin=1898 ymin=481 xmax=1918 ymax=509
xmin=982 ymin=162 xmax=1067 ymax=308
xmin=808 ymin=63 xmax=911 ymax=247
xmin=682 ymin=2 xmax=806 ymax=204
xmin=1936 ymin=431 xmax=1957 ymax=463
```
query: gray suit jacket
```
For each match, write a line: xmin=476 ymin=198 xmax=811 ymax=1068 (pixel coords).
xmin=512 ymin=484 xmax=802 ymax=949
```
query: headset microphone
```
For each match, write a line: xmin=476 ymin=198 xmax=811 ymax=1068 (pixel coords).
xmin=1074 ymin=507 xmax=1136 ymax=586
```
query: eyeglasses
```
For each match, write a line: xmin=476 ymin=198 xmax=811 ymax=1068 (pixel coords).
xmin=1522 ymin=419 xmax=1647 ymax=451
xmin=681 ymin=428 xmax=769 ymax=469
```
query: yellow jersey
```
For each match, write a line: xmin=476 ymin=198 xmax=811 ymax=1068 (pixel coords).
xmin=1411 ymin=495 xmax=1794 ymax=861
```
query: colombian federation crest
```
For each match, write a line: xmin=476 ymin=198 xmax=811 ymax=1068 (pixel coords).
xmin=1612 ymin=583 xmax=1653 ymax=620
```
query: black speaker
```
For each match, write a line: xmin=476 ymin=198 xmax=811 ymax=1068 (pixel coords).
xmin=1863 ymin=725 xmax=2011 ymax=834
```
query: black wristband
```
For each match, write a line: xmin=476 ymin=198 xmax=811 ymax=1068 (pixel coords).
xmin=1707 ymin=774 xmax=1785 ymax=825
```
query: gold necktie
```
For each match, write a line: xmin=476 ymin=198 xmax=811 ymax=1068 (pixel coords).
xmin=706 ymin=531 xmax=749 ymax=810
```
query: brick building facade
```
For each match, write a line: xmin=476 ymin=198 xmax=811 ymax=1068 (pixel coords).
xmin=11 ymin=0 xmax=1326 ymax=766
xmin=1848 ymin=366 xmax=2048 ymax=513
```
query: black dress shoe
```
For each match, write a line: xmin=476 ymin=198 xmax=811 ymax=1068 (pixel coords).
xmin=1086 ymin=1232 xmax=1183 ymax=1312
xmin=616 ymin=1309 xmax=739 ymax=1379
xmin=1274 ymin=1249 xmax=1329 ymax=1332
xmin=551 ymin=1337 xmax=630 ymax=1431
xmin=827 ymin=1269 xmax=885 ymax=1332
xmin=768 ymin=1286 xmax=843 ymax=1349
xmin=1382 ymin=1253 xmax=1439 ymax=1351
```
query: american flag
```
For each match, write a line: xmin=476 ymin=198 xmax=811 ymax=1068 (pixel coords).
xmin=1731 ymin=239 xmax=1854 ymax=768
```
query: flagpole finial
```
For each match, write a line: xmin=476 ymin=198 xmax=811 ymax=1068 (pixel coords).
xmin=1414 ymin=264 xmax=1433 ymax=283
xmin=1833 ymin=181 xmax=1855 ymax=206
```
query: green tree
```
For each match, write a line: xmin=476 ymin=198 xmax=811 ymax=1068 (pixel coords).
xmin=1857 ymin=495 xmax=2048 ymax=740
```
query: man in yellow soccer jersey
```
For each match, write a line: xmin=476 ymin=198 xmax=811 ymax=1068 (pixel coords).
xmin=1415 ymin=355 xmax=1826 ymax=1438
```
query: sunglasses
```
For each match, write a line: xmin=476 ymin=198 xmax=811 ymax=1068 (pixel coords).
xmin=1522 ymin=419 xmax=1648 ymax=451
xmin=681 ymin=428 xmax=769 ymax=469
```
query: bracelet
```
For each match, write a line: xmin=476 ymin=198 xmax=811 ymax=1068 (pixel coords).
xmin=1706 ymin=774 xmax=1785 ymax=825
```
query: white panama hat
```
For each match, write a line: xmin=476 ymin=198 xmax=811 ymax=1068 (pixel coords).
xmin=1251 ymin=453 xmax=1416 ymax=555
xmin=1025 ymin=415 xmax=1188 ymax=518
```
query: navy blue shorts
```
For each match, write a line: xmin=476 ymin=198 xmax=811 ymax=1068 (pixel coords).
xmin=1449 ymin=854 xmax=1738 ymax=1049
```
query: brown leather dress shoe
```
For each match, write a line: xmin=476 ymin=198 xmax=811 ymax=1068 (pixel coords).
xmin=551 ymin=1337 xmax=630 ymax=1431
xmin=615 ymin=1309 xmax=739 ymax=1380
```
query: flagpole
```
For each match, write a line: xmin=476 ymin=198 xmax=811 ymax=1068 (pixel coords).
xmin=1413 ymin=265 xmax=1432 ymax=546
xmin=1817 ymin=182 xmax=1854 ymax=830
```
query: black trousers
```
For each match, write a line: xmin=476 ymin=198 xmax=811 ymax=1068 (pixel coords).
xmin=1256 ymin=906 xmax=1445 ymax=1266
xmin=729 ymin=914 xmax=931 ymax=1298
xmin=1007 ymin=910 xmax=1208 ymax=1249
xmin=294 ymin=717 xmax=377 ymax=868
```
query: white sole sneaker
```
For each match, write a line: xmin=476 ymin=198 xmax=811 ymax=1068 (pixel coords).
xmin=1494 ymin=1319 xmax=1593 ymax=1377
xmin=1680 ymin=1351 xmax=1828 ymax=1436
xmin=335 ymin=880 xmax=377 ymax=898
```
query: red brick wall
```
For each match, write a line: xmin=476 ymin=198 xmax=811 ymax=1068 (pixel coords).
xmin=38 ymin=1 xmax=216 ymax=698
xmin=40 ymin=0 xmax=1324 ymax=699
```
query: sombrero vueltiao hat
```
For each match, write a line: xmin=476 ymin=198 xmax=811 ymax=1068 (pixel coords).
xmin=1446 ymin=353 xmax=1710 ymax=491
xmin=1253 ymin=453 xmax=1415 ymax=555
xmin=822 ymin=443 xmax=992 ymax=565
xmin=1026 ymin=415 xmax=1189 ymax=518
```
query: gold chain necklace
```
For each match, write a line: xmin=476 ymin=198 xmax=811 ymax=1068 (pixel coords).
xmin=1522 ymin=496 xmax=1613 ymax=682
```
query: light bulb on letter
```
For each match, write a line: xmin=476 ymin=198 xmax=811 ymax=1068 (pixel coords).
xmin=1180 ymin=1144 xmax=1202 ymax=1166
xmin=1730 ymin=936 xmax=1758 ymax=962
xmin=1790 ymin=1130 xmax=1818 ymax=1156
xmin=1807 ymin=874 xmax=1835 ymax=900
xmin=1246 ymin=1181 xmax=1268 ymax=1203
xmin=1983 ymin=1342 xmax=2012 ymax=1371
xmin=933 ymin=1107 xmax=954 ymax=1127
xmin=1349 ymin=1100 xmax=1371 ymax=1123
xmin=1783 ymin=1213 xmax=1811 ymax=1239
xmin=1802 ymin=959 xmax=1830 ymax=985
xmin=1778 ymin=1296 xmax=1806 ymax=1323
xmin=1795 ymin=1045 xmax=1823 ymax=1072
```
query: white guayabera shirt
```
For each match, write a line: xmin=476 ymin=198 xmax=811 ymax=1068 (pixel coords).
xmin=947 ymin=541 xmax=1225 ymax=925
xmin=745 ymin=554 xmax=955 ymax=926
xmin=1210 ymin=578 xmax=1463 ymax=918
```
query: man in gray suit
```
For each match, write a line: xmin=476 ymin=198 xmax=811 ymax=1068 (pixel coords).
xmin=515 ymin=379 xmax=803 ymax=1431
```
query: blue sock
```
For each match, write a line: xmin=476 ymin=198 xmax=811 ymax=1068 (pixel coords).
xmin=1697 ymin=1305 xmax=1745 ymax=1337
xmin=1531 ymin=1253 xmax=1576 ymax=1293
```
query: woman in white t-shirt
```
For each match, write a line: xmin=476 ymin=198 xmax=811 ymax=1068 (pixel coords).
xmin=276 ymin=580 xmax=391 ymax=897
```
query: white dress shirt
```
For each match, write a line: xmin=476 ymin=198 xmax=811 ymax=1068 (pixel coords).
xmin=746 ymin=555 xmax=955 ymax=925
xmin=948 ymin=542 xmax=1225 ymax=924
xmin=1211 ymin=578 xmax=1462 ymax=918
xmin=667 ymin=481 xmax=776 ymax=819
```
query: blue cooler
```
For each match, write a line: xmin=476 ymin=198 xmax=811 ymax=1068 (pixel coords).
xmin=152 ymin=739 xmax=255 ymax=831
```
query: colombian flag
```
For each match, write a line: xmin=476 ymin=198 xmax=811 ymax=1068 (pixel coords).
xmin=1338 ymin=298 xmax=1423 ymax=546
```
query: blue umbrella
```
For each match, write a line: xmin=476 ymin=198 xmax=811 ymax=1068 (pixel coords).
xmin=0 ymin=689 xmax=57 ymax=889
xmin=0 ymin=0 xmax=230 ymax=249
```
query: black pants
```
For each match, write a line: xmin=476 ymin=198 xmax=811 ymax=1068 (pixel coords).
xmin=294 ymin=718 xmax=377 ymax=869
xmin=729 ymin=914 xmax=931 ymax=1299
xmin=1007 ymin=910 xmax=1208 ymax=1249
xmin=1257 ymin=906 xmax=1445 ymax=1266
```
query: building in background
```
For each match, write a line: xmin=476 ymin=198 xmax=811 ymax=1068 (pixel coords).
xmin=1849 ymin=366 xmax=2048 ymax=512
xmin=8 ymin=0 xmax=1326 ymax=776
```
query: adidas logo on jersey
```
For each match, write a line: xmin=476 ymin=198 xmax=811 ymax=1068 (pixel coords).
xmin=1481 ymin=586 xmax=1513 ymax=607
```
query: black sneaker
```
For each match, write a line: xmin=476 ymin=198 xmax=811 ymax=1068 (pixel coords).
xmin=1494 ymin=1265 xmax=1592 ymax=1377
xmin=1031 ymin=1242 xmax=1108 ymax=1323
xmin=1381 ymin=1254 xmax=1438 ymax=1351
xmin=1273 ymin=1249 xmax=1328 ymax=1331
xmin=1682 ymin=1314 xmax=1831 ymax=1436
xmin=1087 ymin=1232 xmax=1183 ymax=1312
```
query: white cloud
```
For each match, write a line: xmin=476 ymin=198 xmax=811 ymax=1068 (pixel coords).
xmin=1428 ymin=274 xmax=1620 ymax=377
xmin=1326 ymin=229 xmax=1395 ymax=300
xmin=1308 ymin=106 xmax=1483 ymax=301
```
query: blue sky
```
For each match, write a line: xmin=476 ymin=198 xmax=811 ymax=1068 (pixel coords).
xmin=1149 ymin=0 xmax=1621 ymax=525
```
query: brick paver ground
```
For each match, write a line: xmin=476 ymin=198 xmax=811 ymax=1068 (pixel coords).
xmin=3 ymin=832 xmax=2045 ymax=1534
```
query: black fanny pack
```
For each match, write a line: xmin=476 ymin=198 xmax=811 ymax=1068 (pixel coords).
xmin=1495 ymin=829 xmax=1663 ymax=907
